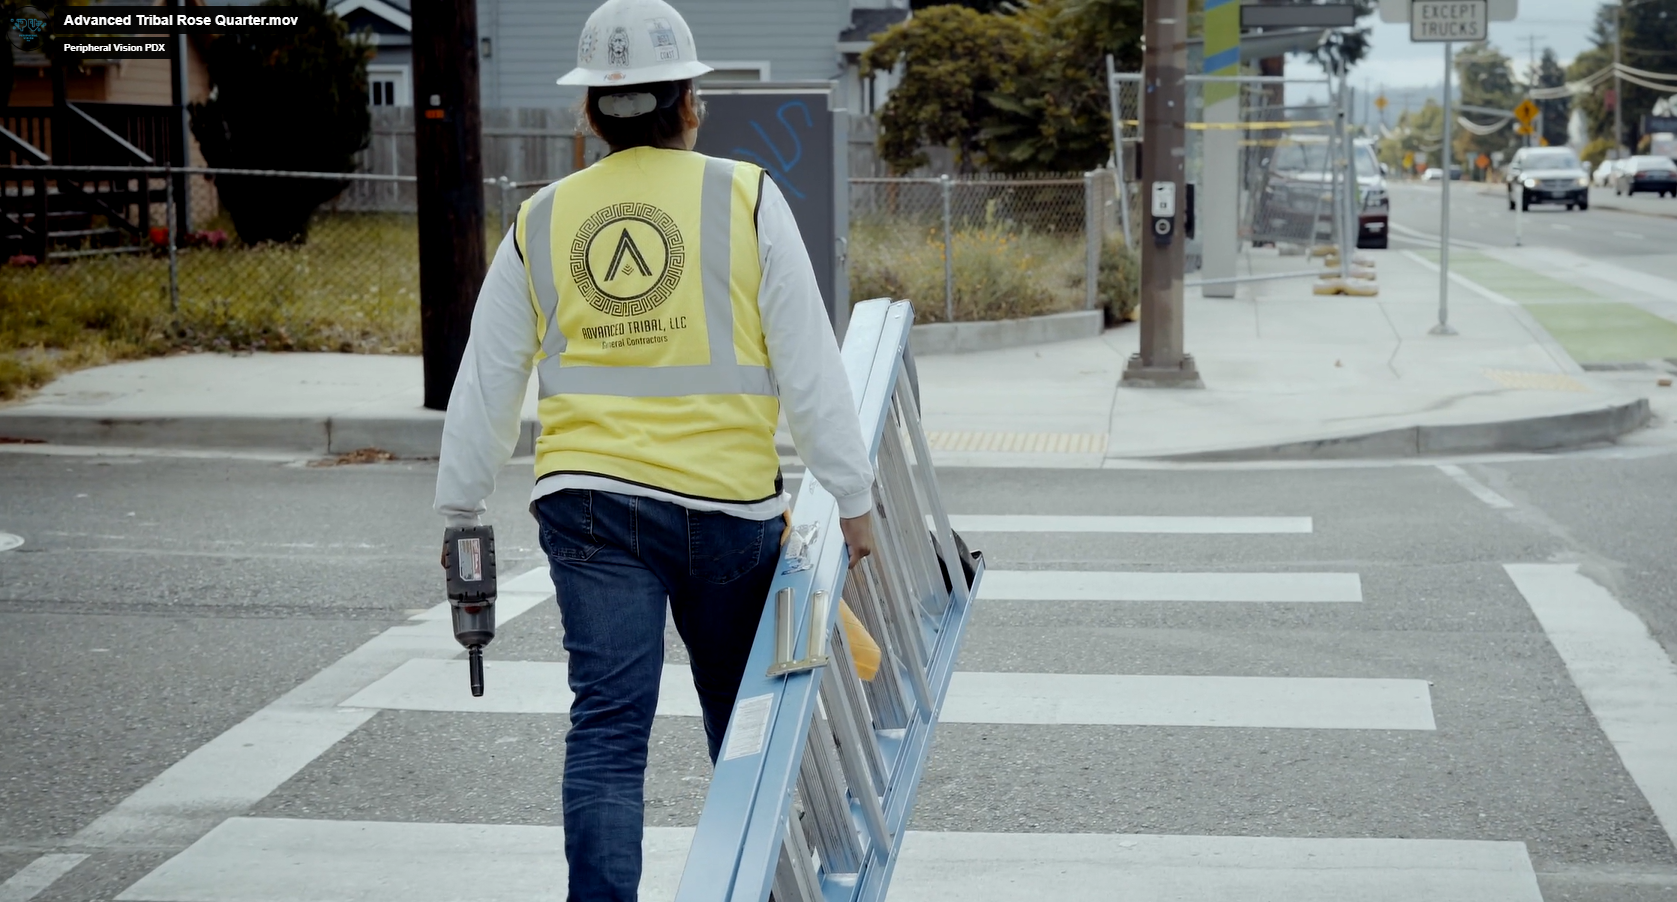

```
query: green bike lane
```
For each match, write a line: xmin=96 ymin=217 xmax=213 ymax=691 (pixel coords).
xmin=1415 ymin=248 xmax=1677 ymax=367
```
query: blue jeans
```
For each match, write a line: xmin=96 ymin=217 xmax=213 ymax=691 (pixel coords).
xmin=534 ymin=489 xmax=778 ymax=902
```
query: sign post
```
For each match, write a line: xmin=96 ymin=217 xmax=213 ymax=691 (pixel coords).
xmin=1406 ymin=0 xmax=1489 ymax=338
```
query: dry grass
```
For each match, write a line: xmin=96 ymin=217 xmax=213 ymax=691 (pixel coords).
xmin=849 ymin=218 xmax=1086 ymax=323
xmin=0 ymin=213 xmax=423 ymax=400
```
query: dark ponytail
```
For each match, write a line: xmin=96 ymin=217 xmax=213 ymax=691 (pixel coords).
xmin=584 ymin=80 xmax=696 ymax=152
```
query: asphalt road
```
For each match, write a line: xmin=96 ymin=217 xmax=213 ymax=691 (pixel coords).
xmin=3 ymin=442 xmax=1677 ymax=900
xmin=1387 ymin=180 xmax=1677 ymax=283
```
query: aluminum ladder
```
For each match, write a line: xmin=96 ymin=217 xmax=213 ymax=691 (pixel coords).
xmin=673 ymin=298 xmax=983 ymax=902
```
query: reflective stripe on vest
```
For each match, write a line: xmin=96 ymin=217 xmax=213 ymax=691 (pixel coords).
xmin=522 ymin=155 xmax=774 ymax=398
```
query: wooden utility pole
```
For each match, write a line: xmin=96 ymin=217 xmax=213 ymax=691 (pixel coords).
xmin=167 ymin=0 xmax=191 ymax=234
xmin=413 ymin=0 xmax=487 ymax=410
xmin=1120 ymin=0 xmax=1202 ymax=389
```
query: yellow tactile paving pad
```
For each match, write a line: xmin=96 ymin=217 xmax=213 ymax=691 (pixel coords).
xmin=925 ymin=432 xmax=1110 ymax=454
xmin=1482 ymin=369 xmax=1591 ymax=393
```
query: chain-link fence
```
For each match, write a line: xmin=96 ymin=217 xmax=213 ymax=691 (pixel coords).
xmin=4 ymin=163 xmax=1123 ymax=364
xmin=3 ymin=167 xmax=445 ymax=356
xmin=848 ymin=172 xmax=1111 ymax=325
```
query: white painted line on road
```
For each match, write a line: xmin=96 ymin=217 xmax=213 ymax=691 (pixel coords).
xmin=1389 ymin=221 xmax=1497 ymax=250
xmin=1401 ymin=251 xmax=1519 ymax=307
xmin=120 ymin=818 xmax=1538 ymax=902
xmin=1506 ymin=564 xmax=1677 ymax=850
xmin=947 ymin=515 xmax=1313 ymax=534
xmin=983 ymin=569 xmax=1362 ymax=602
xmin=71 ymin=567 xmax=556 ymax=849
xmin=0 ymin=854 xmax=89 ymax=902
xmin=346 ymin=660 xmax=1432 ymax=729
xmin=1613 ymin=230 xmax=1646 ymax=240
xmin=0 ymin=532 xmax=20 ymax=553
xmin=941 ymin=672 xmax=1436 ymax=729
xmin=1436 ymin=464 xmax=1515 ymax=509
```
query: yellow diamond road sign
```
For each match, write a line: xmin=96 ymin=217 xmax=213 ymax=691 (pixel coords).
xmin=1514 ymin=99 xmax=1539 ymax=126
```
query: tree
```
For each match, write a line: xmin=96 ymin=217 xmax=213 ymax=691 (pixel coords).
xmin=861 ymin=6 xmax=1030 ymax=172
xmin=979 ymin=0 xmax=1143 ymax=173
xmin=1568 ymin=1 xmax=1677 ymax=149
xmin=190 ymin=0 xmax=371 ymax=244
xmin=1453 ymin=43 xmax=1520 ymax=175
xmin=1377 ymin=99 xmax=1445 ymax=173
xmin=1534 ymin=47 xmax=1570 ymax=148
xmin=1303 ymin=0 xmax=1379 ymax=75
xmin=862 ymin=0 xmax=1143 ymax=174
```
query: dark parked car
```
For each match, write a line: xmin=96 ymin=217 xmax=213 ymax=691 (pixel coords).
xmin=1505 ymin=147 xmax=1589 ymax=211
xmin=1612 ymin=155 xmax=1677 ymax=197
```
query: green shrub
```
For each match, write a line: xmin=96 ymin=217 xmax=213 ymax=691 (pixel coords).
xmin=849 ymin=218 xmax=1084 ymax=323
xmin=1098 ymin=235 xmax=1139 ymax=325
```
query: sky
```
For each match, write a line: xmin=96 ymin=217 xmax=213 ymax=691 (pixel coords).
xmin=1282 ymin=0 xmax=1610 ymax=114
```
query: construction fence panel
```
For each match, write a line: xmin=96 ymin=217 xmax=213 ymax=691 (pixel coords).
xmin=1109 ymin=73 xmax=1349 ymax=259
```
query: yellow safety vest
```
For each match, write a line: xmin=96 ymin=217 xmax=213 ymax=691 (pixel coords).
xmin=515 ymin=146 xmax=781 ymax=504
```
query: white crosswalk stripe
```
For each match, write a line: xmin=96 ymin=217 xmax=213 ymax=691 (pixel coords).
xmin=98 ymin=506 xmax=1552 ymax=902
xmin=118 ymin=818 xmax=1542 ymax=902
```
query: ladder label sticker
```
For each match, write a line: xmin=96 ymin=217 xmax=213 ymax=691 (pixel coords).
xmin=722 ymin=694 xmax=775 ymax=761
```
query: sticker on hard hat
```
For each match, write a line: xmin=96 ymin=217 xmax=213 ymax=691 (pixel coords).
xmin=606 ymin=25 xmax=631 ymax=67
xmin=571 ymin=202 xmax=686 ymax=318
xmin=646 ymin=17 xmax=678 ymax=62
xmin=578 ymin=27 xmax=598 ymax=65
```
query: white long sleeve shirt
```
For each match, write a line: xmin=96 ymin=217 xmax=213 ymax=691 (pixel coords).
xmin=434 ymin=173 xmax=875 ymax=527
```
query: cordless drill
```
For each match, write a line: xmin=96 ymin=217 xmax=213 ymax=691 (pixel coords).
xmin=443 ymin=525 xmax=497 ymax=697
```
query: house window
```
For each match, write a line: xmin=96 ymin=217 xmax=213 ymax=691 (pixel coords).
xmin=367 ymin=64 xmax=411 ymax=107
xmin=699 ymin=61 xmax=771 ymax=84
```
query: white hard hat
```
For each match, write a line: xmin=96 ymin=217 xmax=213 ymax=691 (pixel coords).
xmin=558 ymin=0 xmax=713 ymax=88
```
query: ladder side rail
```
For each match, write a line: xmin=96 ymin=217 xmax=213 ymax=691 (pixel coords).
xmin=848 ymin=395 xmax=986 ymax=902
xmin=723 ymin=302 xmax=914 ymax=902
xmin=895 ymin=373 xmax=974 ymax=613
xmin=674 ymin=300 xmax=912 ymax=902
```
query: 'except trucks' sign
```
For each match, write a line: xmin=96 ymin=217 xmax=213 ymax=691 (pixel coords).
xmin=1410 ymin=0 xmax=1488 ymax=41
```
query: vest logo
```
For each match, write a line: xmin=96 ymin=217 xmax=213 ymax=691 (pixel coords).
xmin=570 ymin=202 xmax=686 ymax=318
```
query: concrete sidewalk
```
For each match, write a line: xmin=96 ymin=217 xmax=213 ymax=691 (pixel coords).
xmin=0 ymin=248 xmax=1660 ymax=463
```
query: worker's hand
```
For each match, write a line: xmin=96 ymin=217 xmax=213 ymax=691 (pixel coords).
xmin=840 ymin=514 xmax=875 ymax=569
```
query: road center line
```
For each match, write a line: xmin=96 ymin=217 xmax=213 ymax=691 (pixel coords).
xmin=1613 ymin=231 xmax=1645 ymax=240
xmin=1436 ymin=464 xmax=1515 ymax=509
xmin=1506 ymin=564 xmax=1677 ymax=849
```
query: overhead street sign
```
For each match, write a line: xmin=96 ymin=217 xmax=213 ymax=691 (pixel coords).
xmin=1411 ymin=0 xmax=1487 ymax=42
xmin=1513 ymin=99 xmax=1539 ymax=126
xmin=1380 ymin=0 xmax=1515 ymax=22
xmin=1241 ymin=4 xmax=1358 ymax=28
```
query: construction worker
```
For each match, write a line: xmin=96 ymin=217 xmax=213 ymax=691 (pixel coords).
xmin=432 ymin=0 xmax=876 ymax=897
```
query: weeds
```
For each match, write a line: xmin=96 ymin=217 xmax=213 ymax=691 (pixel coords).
xmin=0 ymin=213 xmax=422 ymax=400
xmin=849 ymin=218 xmax=1085 ymax=323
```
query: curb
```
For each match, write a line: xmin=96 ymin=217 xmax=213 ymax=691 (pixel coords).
xmin=1150 ymin=397 xmax=1653 ymax=462
xmin=909 ymin=310 xmax=1103 ymax=356
xmin=0 ymin=413 xmax=542 ymax=459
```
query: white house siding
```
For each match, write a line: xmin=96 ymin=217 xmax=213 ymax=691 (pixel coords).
xmin=479 ymin=0 xmax=851 ymax=110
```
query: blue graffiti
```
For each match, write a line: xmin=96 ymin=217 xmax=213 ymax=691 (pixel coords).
xmin=731 ymin=101 xmax=814 ymax=200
